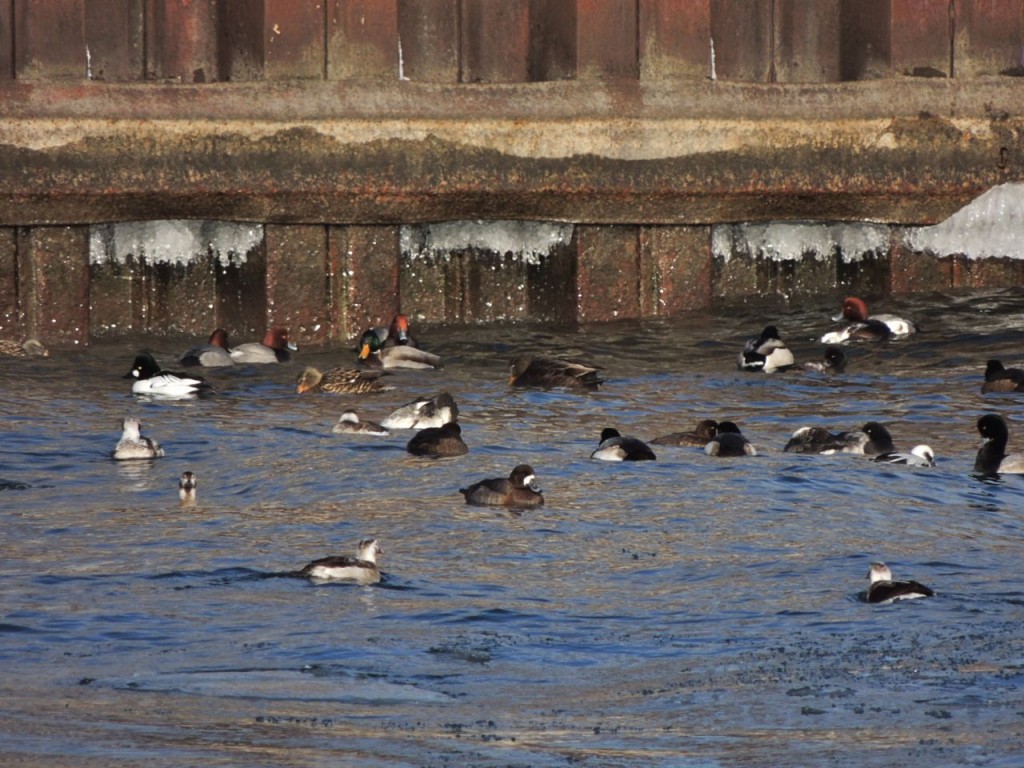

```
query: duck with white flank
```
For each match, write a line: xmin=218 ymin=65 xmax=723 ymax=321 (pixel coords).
xmin=180 ymin=328 xmax=233 ymax=367
xmin=298 ymin=539 xmax=382 ymax=585
xmin=820 ymin=297 xmax=916 ymax=344
xmin=332 ymin=410 xmax=389 ymax=436
xmin=705 ymin=421 xmax=757 ymax=457
xmin=873 ymin=445 xmax=935 ymax=467
xmin=980 ymin=359 xmax=1024 ymax=393
xmin=229 ymin=327 xmax=297 ymax=364
xmin=460 ymin=464 xmax=545 ymax=509
xmin=112 ymin=417 xmax=165 ymax=460
xmin=738 ymin=325 xmax=795 ymax=373
xmin=591 ymin=428 xmax=656 ymax=462
xmin=974 ymin=414 xmax=1024 ymax=474
xmin=864 ymin=562 xmax=934 ymax=604
xmin=125 ymin=353 xmax=213 ymax=399
xmin=783 ymin=421 xmax=894 ymax=457
xmin=381 ymin=392 xmax=458 ymax=430
xmin=178 ymin=471 xmax=197 ymax=503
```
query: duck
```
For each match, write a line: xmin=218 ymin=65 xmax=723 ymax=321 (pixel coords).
xmin=112 ymin=417 xmax=165 ymax=460
xmin=704 ymin=421 xmax=757 ymax=457
xmin=802 ymin=346 xmax=847 ymax=374
xmin=229 ymin=327 xmax=297 ymax=364
xmin=296 ymin=366 xmax=390 ymax=394
xmin=820 ymin=297 xmax=916 ymax=344
xmin=783 ymin=421 xmax=894 ymax=456
xmin=0 ymin=338 xmax=48 ymax=357
xmin=459 ymin=464 xmax=545 ymax=508
xmin=331 ymin=410 xmax=389 ymax=436
xmin=406 ymin=422 xmax=468 ymax=457
xmin=872 ymin=445 xmax=935 ymax=467
xmin=124 ymin=353 xmax=213 ymax=398
xmin=369 ymin=313 xmax=417 ymax=348
xmin=650 ymin=419 xmax=719 ymax=447
xmin=509 ymin=355 xmax=603 ymax=390
xmin=180 ymin=328 xmax=233 ymax=367
xmin=591 ymin=428 xmax=656 ymax=461
xmin=297 ymin=538 xmax=382 ymax=585
xmin=864 ymin=562 xmax=934 ymax=604
xmin=980 ymin=359 xmax=1024 ymax=393
xmin=381 ymin=392 xmax=459 ymax=430
xmin=974 ymin=413 xmax=1024 ymax=474
xmin=357 ymin=329 xmax=442 ymax=370
xmin=178 ymin=471 xmax=197 ymax=503
xmin=737 ymin=325 xmax=795 ymax=373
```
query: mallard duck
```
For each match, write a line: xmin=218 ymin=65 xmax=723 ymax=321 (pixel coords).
xmin=459 ymin=464 xmax=544 ymax=508
xmin=357 ymin=329 xmax=441 ymax=370
xmin=0 ymin=338 xmax=48 ymax=357
xmin=296 ymin=366 xmax=390 ymax=394
xmin=509 ymin=355 xmax=603 ymax=390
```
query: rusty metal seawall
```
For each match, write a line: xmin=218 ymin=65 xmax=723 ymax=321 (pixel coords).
xmin=2 ymin=1 xmax=1024 ymax=346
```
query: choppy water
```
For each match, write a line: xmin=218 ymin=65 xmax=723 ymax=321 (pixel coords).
xmin=3 ymin=289 xmax=1024 ymax=767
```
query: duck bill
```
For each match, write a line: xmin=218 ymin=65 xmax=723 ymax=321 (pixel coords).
xmin=359 ymin=343 xmax=372 ymax=360
xmin=830 ymin=311 xmax=845 ymax=322
xmin=287 ymin=341 xmax=299 ymax=352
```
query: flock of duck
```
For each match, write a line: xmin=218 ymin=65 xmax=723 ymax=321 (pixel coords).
xmin=5 ymin=295 xmax=1022 ymax=601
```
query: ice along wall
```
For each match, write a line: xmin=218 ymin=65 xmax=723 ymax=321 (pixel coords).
xmin=1 ymin=1 xmax=1024 ymax=346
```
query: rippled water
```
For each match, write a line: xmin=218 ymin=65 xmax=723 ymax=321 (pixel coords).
xmin=4 ymin=289 xmax=1024 ymax=767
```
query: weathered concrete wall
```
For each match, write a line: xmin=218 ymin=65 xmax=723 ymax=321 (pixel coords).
xmin=1 ymin=1 xmax=1023 ymax=346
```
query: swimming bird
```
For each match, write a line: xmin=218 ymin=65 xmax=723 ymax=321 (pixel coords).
xmin=651 ymin=419 xmax=719 ymax=447
xmin=331 ymin=410 xmax=389 ymax=436
xmin=296 ymin=366 xmax=390 ymax=394
xmin=298 ymin=538 xmax=382 ymax=585
xmin=509 ymin=355 xmax=603 ymax=390
xmin=783 ymin=421 xmax=894 ymax=456
xmin=591 ymin=428 xmax=656 ymax=462
xmin=872 ymin=445 xmax=935 ymax=467
xmin=819 ymin=297 xmax=915 ymax=344
xmin=368 ymin=313 xmax=417 ymax=348
xmin=459 ymin=464 xmax=545 ymax=508
xmin=180 ymin=328 xmax=233 ymax=367
xmin=803 ymin=346 xmax=847 ymax=374
xmin=738 ymin=325 xmax=795 ymax=373
xmin=974 ymin=413 xmax=1024 ymax=474
xmin=704 ymin=421 xmax=757 ymax=457
xmin=980 ymin=359 xmax=1024 ymax=393
xmin=381 ymin=392 xmax=458 ymax=430
xmin=864 ymin=562 xmax=934 ymax=604
xmin=178 ymin=471 xmax=197 ymax=502
xmin=124 ymin=353 xmax=213 ymax=398
xmin=357 ymin=329 xmax=442 ymax=370
xmin=406 ymin=422 xmax=468 ymax=457
xmin=0 ymin=338 xmax=48 ymax=357
xmin=112 ymin=417 xmax=165 ymax=460
xmin=230 ymin=327 xmax=297 ymax=364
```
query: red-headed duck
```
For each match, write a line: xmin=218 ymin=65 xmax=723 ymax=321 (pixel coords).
xmin=820 ymin=297 xmax=916 ymax=343
xmin=230 ymin=327 xmax=297 ymax=364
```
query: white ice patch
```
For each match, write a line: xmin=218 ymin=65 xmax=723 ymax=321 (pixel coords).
xmin=713 ymin=221 xmax=890 ymax=264
xmin=401 ymin=220 xmax=574 ymax=266
xmin=90 ymin=221 xmax=264 ymax=266
xmin=906 ymin=182 xmax=1024 ymax=260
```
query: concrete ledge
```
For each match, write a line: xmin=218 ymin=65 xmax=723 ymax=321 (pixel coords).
xmin=2 ymin=79 xmax=1023 ymax=227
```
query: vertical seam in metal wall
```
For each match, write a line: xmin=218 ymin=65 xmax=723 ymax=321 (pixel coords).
xmin=635 ymin=0 xmax=640 ymax=79
xmin=8 ymin=0 xmax=16 ymax=78
xmin=456 ymin=0 xmax=463 ymax=83
xmin=322 ymin=0 xmax=329 ymax=80
xmin=948 ymin=0 xmax=956 ymax=78
xmin=769 ymin=0 xmax=777 ymax=83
